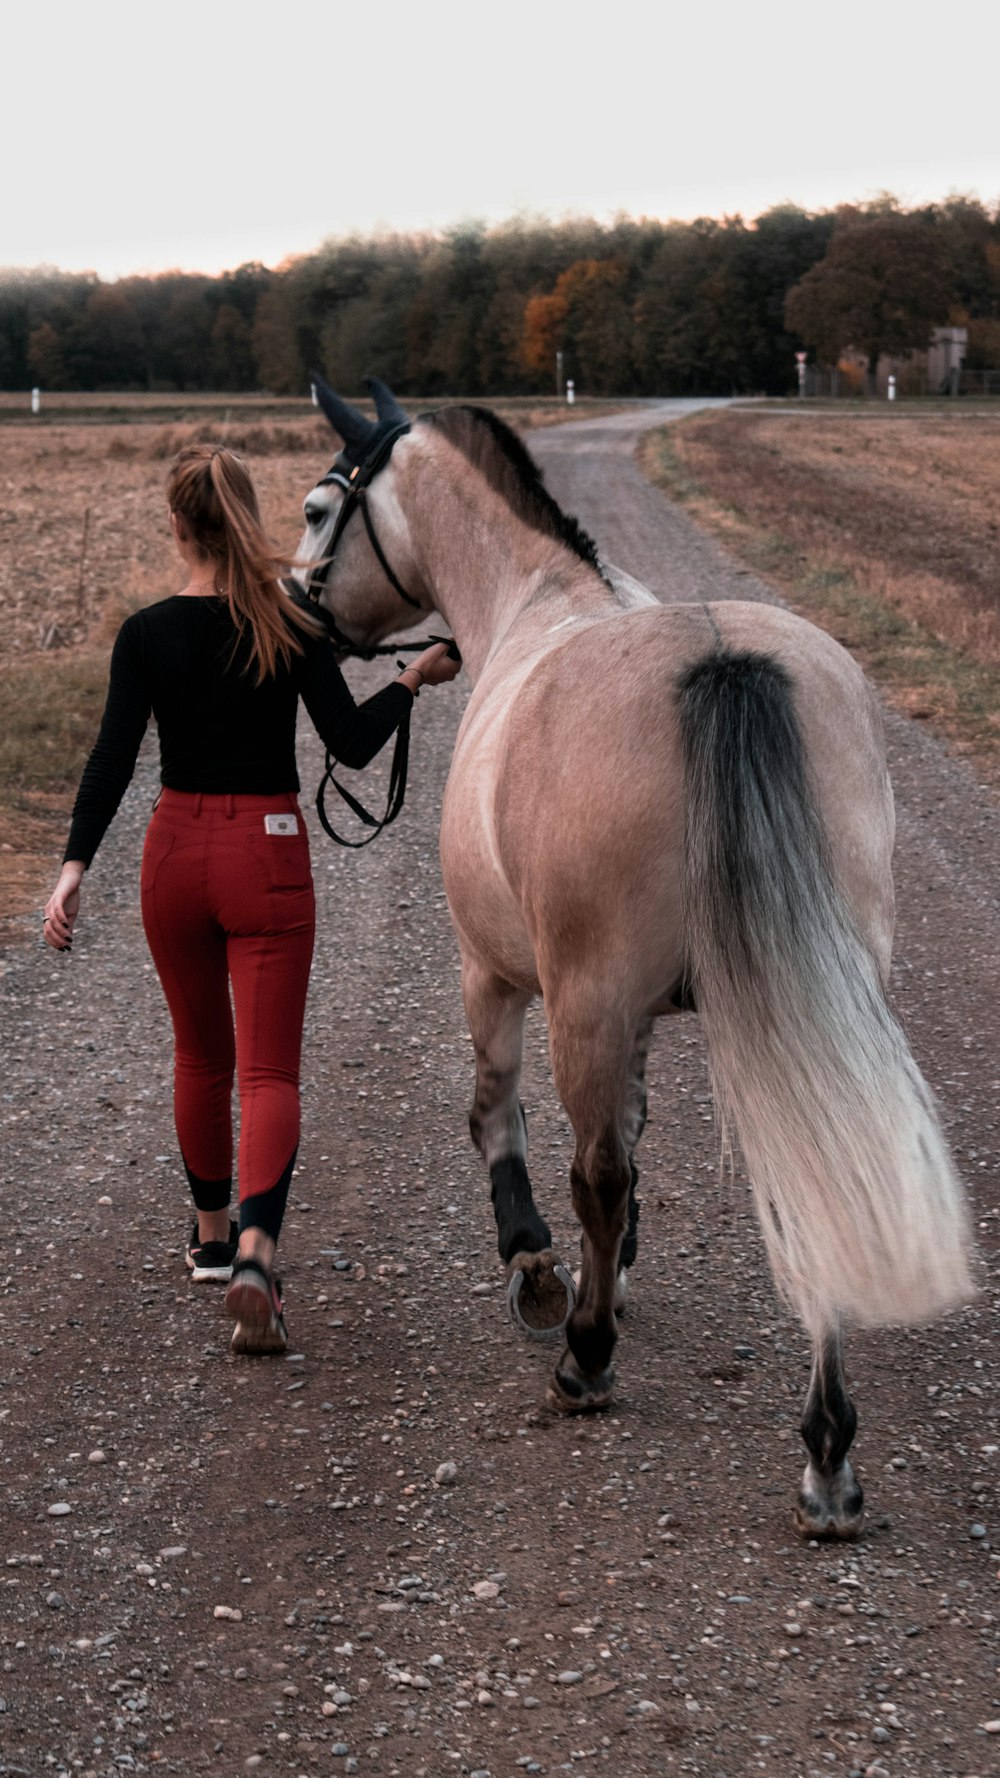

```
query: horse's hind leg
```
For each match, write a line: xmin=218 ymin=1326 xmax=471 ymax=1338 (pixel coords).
xmin=620 ymin=1017 xmax=652 ymax=1277
xmin=795 ymin=1327 xmax=865 ymax=1540
xmin=463 ymin=958 xmax=569 ymax=1332
xmin=584 ymin=1016 xmax=650 ymax=1315
xmin=546 ymin=997 xmax=634 ymax=1411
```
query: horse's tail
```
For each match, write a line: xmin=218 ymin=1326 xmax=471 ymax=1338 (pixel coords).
xmin=677 ymin=649 xmax=973 ymax=1334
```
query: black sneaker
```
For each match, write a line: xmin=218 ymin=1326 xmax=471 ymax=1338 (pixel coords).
xmin=225 ymin=1257 xmax=288 ymax=1355
xmin=185 ymin=1219 xmax=238 ymax=1283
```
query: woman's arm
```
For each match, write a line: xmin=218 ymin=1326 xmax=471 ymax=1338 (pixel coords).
xmin=296 ymin=637 xmax=460 ymax=770
xmin=45 ymin=619 xmax=152 ymax=950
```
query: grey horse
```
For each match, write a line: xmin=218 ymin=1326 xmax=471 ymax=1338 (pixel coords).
xmin=297 ymin=375 xmax=973 ymax=1539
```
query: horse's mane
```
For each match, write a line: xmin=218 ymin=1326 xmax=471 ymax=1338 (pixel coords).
xmin=424 ymin=405 xmax=610 ymax=583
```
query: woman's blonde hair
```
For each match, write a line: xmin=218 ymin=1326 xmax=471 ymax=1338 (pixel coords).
xmin=167 ymin=445 xmax=319 ymax=681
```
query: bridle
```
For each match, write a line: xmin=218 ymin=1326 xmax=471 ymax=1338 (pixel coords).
xmin=290 ymin=419 xmax=421 ymax=657
xmin=287 ymin=419 xmax=456 ymax=847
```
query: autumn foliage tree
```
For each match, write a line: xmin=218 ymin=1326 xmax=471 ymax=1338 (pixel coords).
xmin=784 ymin=210 xmax=959 ymax=385
xmin=522 ymin=259 xmax=634 ymax=393
xmin=2 ymin=199 xmax=997 ymax=396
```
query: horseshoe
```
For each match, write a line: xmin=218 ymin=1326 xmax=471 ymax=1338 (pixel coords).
xmin=506 ymin=1262 xmax=576 ymax=1341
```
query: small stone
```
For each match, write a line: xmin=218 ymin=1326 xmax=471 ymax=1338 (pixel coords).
xmin=434 ymin=1461 xmax=458 ymax=1486
xmin=477 ymin=1689 xmax=493 ymax=1705
xmin=331 ymin=1745 xmax=350 ymax=1758
xmin=97 ymin=1195 xmax=112 ymax=1206
xmin=969 ymin=1523 xmax=987 ymax=1539
xmin=472 ymin=1580 xmax=500 ymax=1601
xmin=46 ymin=1591 xmax=65 ymax=1609
xmin=245 ymin=1760 xmax=263 ymax=1772
xmin=135 ymin=1563 xmax=155 ymax=1577
xmin=47 ymin=1503 xmax=72 ymax=1517
xmin=159 ymin=1545 xmax=187 ymax=1559
xmin=214 ymin=1605 xmax=242 ymax=1621
xmin=784 ymin=1622 xmax=802 ymax=1636
xmin=557 ymin=1670 xmax=584 ymax=1685
xmin=870 ymin=1724 xmax=890 ymax=1743
xmin=88 ymin=1450 xmax=107 ymax=1464
xmin=981 ymin=1720 xmax=1000 ymax=1733
xmin=637 ymin=1699 xmax=660 ymax=1714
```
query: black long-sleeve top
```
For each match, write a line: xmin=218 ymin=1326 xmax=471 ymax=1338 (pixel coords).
xmin=64 ymin=595 xmax=412 ymax=866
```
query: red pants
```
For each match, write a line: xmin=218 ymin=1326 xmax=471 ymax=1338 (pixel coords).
xmin=140 ymin=789 xmax=315 ymax=1240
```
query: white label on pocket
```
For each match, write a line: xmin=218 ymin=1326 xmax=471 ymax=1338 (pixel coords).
xmin=264 ymin=814 xmax=299 ymax=836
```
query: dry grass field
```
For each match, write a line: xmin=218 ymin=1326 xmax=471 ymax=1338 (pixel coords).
xmin=640 ymin=406 xmax=1000 ymax=784
xmin=0 ymin=396 xmax=625 ymax=928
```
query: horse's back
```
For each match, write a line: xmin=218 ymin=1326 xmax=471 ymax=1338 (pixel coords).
xmin=442 ymin=600 xmax=894 ymax=1001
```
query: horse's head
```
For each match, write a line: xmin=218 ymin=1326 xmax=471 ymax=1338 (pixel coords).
xmin=298 ymin=372 xmax=429 ymax=650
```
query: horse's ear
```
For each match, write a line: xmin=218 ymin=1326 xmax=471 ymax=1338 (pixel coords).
xmin=309 ymin=370 xmax=378 ymax=457
xmin=363 ymin=376 xmax=409 ymax=427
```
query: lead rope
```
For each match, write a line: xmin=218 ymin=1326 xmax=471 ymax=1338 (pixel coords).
xmin=314 ymin=668 xmax=412 ymax=848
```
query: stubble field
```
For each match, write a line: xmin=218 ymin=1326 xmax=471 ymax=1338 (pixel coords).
xmin=0 ymin=396 xmax=620 ymax=930
xmin=640 ymin=405 xmax=1000 ymax=786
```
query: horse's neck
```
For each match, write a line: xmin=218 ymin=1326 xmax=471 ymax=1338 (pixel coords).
xmin=402 ymin=452 xmax=614 ymax=685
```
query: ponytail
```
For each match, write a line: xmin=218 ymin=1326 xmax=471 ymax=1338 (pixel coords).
xmin=167 ymin=445 xmax=320 ymax=681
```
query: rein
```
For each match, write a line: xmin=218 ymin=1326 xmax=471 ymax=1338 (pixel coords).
xmin=289 ymin=421 xmax=457 ymax=848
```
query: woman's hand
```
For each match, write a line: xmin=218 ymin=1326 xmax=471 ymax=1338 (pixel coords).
xmin=406 ymin=641 xmax=462 ymax=688
xmin=43 ymin=862 xmax=85 ymax=952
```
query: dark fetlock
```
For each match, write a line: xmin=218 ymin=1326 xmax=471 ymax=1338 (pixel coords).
xmin=796 ymin=1332 xmax=863 ymax=1540
xmin=490 ymin=1155 xmax=551 ymax=1264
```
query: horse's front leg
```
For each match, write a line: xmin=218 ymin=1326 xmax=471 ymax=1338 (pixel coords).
xmin=795 ymin=1327 xmax=865 ymax=1540
xmin=463 ymin=957 xmax=573 ymax=1336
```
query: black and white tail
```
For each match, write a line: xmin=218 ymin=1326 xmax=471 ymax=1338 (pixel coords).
xmin=678 ymin=650 xmax=973 ymax=1334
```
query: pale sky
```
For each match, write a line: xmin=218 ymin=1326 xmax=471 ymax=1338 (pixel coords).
xmin=5 ymin=0 xmax=999 ymax=280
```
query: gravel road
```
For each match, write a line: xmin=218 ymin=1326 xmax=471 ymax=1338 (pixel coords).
xmin=1 ymin=401 xmax=997 ymax=1778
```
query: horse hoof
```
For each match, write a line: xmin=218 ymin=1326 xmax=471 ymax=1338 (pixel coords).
xmin=547 ymin=1356 xmax=616 ymax=1415
xmin=506 ymin=1251 xmax=575 ymax=1341
xmin=794 ymin=1459 xmax=865 ymax=1541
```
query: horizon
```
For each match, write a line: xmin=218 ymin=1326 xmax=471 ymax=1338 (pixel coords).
xmin=6 ymin=0 xmax=1000 ymax=284
xmin=4 ymin=189 xmax=998 ymax=287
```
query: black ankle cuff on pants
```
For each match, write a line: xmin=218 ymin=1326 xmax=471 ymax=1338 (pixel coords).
xmin=183 ymin=1160 xmax=232 ymax=1212
xmin=239 ymin=1148 xmax=296 ymax=1244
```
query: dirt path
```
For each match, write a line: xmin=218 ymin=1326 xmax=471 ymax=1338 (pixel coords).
xmin=1 ymin=403 xmax=997 ymax=1778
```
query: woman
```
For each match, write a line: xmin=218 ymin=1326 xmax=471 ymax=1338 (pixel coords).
xmin=43 ymin=444 xmax=459 ymax=1354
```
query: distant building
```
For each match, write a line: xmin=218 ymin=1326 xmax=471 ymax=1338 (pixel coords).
xmin=804 ymin=326 xmax=970 ymax=397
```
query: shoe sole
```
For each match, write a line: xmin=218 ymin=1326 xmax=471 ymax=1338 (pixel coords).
xmin=189 ymin=1262 xmax=234 ymax=1283
xmin=226 ymin=1271 xmax=287 ymax=1355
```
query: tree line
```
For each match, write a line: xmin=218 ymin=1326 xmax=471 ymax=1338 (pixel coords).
xmin=2 ymin=198 xmax=998 ymax=399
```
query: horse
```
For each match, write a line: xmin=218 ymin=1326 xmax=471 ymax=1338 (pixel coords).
xmin=296 ymin=373 xmax=973 ymax=1540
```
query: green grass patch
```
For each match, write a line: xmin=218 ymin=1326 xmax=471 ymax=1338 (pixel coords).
xmin=0 ymin=650 xmax=110 ymax=797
